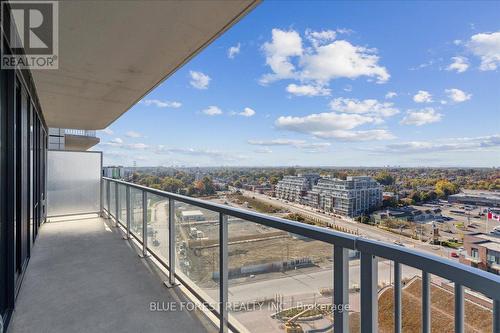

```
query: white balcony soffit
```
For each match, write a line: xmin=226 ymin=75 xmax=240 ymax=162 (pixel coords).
xmin=30 ymin=0 xmax=259 ymax=129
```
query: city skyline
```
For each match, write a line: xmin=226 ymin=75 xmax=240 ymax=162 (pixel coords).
xmin=93 ymin=1 xmax=500 ymax=167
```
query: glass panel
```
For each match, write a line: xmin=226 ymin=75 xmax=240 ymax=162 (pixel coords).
xmin=46 ymin=150 xmax=101 ymax=216
xmin=118 ymin=184 xmax=126 ymax=223
xmin=174 ymin=201 xmax=219 ymax=310
xmin=399 ymin=265 xmax=422 ymax=332
xmin=130 ymin=188 xmax=143 ymax=240
xmin=103 ymin=180 xmax=108 ymax=212
xmin=226 ymin=216 xmax=333 ymax=333
xmin=462 ymin=287 xmax=492 ymax=332
xmin=147 ymin=193 xmax=169 ymax=264
xmin=109 ymin=182 xmax=116 ymax=218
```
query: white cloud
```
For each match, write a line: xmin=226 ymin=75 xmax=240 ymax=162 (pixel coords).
xmin=445 ymin=88 xmax=471 ymax=103
xmin=156 ymin=146 xmax=243 ymax=162
xmin=275 ymin=112 xmax=392 ymax=140
xmin=142 ymin=99 xmax=182 ymax=108
xmin=202 ymin=106 xmax=222 ymax=116
xmin=446 ymin=56 xmax=469 ymax=73
xmin=260 ymin=29 xmax=303 ymax=84
xmin=127 ymin=143 xmax=149 ymax=150
xmin=329 ymin=97 xmax=399 ymax=118
xmin=413 ymin=90 xmax=433 ymax=103
xmin=189 ymin=71 xmax=211 ymax=89
xmin=305 ymin=29 xmax=336 ymax=47
xmin=385 ymin=91 xmax=397 ymax=99
xmin=248 ymin=138 xmax=331 ymax=152
xmin=100 ymin=128 xmax=113 ymax=135
xmin=260 ymin=28 xmax=389 ymax=85
xmin=254 ymin=147 xmax=273 ymax=154
xmin=238 ymin=107 xmax=256 ymax=117
xmin=125 ymin=131 xmax=143 ymax=138
xmin=248 ymin=139 xmax=307 ymax=146
xmin=101 ymin=138 xmax=149 ymax=150
xmin=300 ymin=40 xmax=390 ymax=84
xmin=467 ymin=31 xmax=500 ymax=71
xmin=320 ymin=129 xmax=395 ymax=141
xmin=286 ymin=84 xmax=331 ymax=97
xmin=228 ymin=43 xmax=241 ymax=59
xmin=375 ymin=135 xmax=500 ymax=154
xmin=400 ymin=107 xmax=442 ymax=126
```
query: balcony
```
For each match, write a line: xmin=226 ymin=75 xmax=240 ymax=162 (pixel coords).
xmin=8 ymin=167 xmax=500 ymax=332
xmin=8 ymin=215 xmax=214 ymax=333
xmin=2 ymin=1 xmax=500 ymax=332
xmin=100 ymin=177 xmax=500 ymax=332
xmin=63 ymin=129 xmax=100 ymax=151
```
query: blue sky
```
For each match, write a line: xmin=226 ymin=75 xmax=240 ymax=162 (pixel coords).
xmin=95 ymin=1 xmax=500 ymax=167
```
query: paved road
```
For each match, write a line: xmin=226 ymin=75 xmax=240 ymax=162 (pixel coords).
xmin=204 ymin=258 xmax=422 ymax=305
xmin=236 ymin=190 xmax=459 ymax=257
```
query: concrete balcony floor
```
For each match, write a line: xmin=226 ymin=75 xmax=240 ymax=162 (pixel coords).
xmin=8 ymin=215 xmax=215 ymax=333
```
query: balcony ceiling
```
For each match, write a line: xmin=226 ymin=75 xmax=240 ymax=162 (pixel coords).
xmin=30 ymin=0 xmax=259 ymax=130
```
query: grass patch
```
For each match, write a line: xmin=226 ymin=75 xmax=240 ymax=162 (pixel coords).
xmin=228 ymin=194 xmax=285 ymax=214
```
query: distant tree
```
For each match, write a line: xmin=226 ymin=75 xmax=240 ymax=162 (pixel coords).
xmin=375 ymin=171 xmax=395 ymax=185
xmin=409 ymin=191 xmax=422 ymax=203
xmin=285 ymin=167 xmax=297 ymax=176
xmin=269 ymin=175 xmax=281 ymax=185
xmin=435 ymin=180 xmax=459 ymax=198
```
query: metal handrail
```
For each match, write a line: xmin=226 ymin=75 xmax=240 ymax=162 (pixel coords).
xmin=103 ymin=177 xmax=500 ymax=333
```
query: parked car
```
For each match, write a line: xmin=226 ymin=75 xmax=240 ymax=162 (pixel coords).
xmin=451 ymin=252 xmax=459 ymax=258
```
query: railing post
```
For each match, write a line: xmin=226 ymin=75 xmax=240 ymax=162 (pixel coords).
xmin=455 ymin=284 xmax=464 ymax=333
xmin=165 ymin=198 xmax=178 ymax=288
xmin=219 ymin=213 xmax=228 ymax=333
xmin=114 ymin=182 xmax=119 ymax=227
xmin=360 ymin=253 xmax=378 ymax=333
xmin=333 ymin=245 xmax=349 ymax=333
xmin=494 ymin=299 xmax=500 ymax=333
xmin=422 ymin=272 xmax=431 ymax=333
xmin=394 ymin=262 xmax=402 ymax=333
xmin=139 ymin=191 xmax=149 ymax=258
xmin=100 ymin=178 xmax=104 ymax=217
xmin=124 ymin=186 xmax=131 ymax=240
xmin=106 ymin=180 xmax=110 ymax=219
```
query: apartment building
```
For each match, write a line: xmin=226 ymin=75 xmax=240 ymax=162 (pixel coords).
xmin=306 ymin=176 xmax=383 ymax=217
xmin=275 ymin=174 xmax=320 ymax=202
xmin=1 ymin=2 xmax=499 ymax=333
xmin=460 ymin=233 xmax=500 ymax=275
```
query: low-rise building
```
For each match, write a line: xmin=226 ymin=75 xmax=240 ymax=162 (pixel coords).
xmin=180 ymin=210 xmax=205 ymax=222
xmin=375 ymin=206 xmax=442 ymax=223
xmin=103 ymin=166 xmax=124 ymax=179
xmin=460 ymin=233 xmax=500 ymax=275
xmin=449 ymin=190 xmax=500 ymax=208
xmin=275 ymin=174 xmax=320 ymax=203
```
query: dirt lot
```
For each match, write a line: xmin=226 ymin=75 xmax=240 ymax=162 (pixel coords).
xmin=348 ymin=277 xmax=492 ymax=333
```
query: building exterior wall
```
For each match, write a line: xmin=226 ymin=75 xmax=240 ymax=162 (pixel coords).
xmin=275 ymin=174 xmax=320 ymax=203
xmin=277 ymin=175 xmax=382 ymax=217
xmin=461 ymin=233 xmax=500 ymax=275
xmin=306 ymin=176 xmax=382 ymax=217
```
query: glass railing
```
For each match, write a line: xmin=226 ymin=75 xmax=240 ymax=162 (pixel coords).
xmin=102 ymin=177 xmax=500 ymax=333
xmin=64 ymin=129 xmax=97 ymax=137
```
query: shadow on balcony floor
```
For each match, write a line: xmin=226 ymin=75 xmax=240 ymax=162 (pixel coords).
xmin=8 ymin=215 xmax=215 ymax=333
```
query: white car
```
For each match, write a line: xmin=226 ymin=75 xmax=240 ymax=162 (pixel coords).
xmin=491 ymin=227 xmax=500 ymax=236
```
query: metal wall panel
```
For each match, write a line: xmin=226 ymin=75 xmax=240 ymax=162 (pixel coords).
xmin=47 ymin=151 xmax=101 ymax=217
